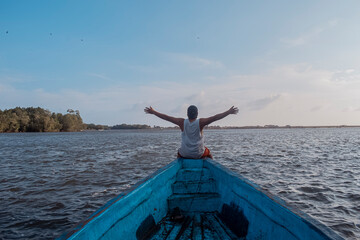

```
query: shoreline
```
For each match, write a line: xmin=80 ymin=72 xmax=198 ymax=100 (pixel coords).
xmin=2 ymin=125 xmax=360 ymax=133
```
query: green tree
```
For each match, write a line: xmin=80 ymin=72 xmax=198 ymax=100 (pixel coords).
xmin=14 ymin=107 xmax=30 ymax=132
xmin=61 ymin=109 xmax=84 ymax=131
xmin=0 ymin=107 xmax=84 ymax=133
xmin=0 ymin=110 xmax=5 ymax=132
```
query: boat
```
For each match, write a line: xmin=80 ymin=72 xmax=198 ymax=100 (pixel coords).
xmin=58 ymin=158 xmax=344 ymax=240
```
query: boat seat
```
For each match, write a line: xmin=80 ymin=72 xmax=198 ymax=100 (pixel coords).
xmin=167 ymin=159 xmax=221 ymax=214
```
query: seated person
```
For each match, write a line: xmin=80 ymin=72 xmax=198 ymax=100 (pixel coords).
xmin=144 ymin=105 xmax=238 ymax=159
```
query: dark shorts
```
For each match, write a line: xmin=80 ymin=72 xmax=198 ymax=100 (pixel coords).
xmin=177 ymin=147 xmax=213 ymax=159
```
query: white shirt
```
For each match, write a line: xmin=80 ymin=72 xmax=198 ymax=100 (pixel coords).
xmin=178 ymin=119 xmax=205 ymax=158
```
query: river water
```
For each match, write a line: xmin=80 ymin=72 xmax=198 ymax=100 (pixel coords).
xmin=0 ymin=128 xmax=359 ymax=239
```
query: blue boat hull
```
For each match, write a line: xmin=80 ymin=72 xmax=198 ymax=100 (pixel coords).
xmin=58 ymin=158 xmax=343 ymax=240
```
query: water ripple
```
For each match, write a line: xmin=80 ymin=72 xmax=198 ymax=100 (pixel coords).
xmin=0 ymin=128 xmax=359 ymax=239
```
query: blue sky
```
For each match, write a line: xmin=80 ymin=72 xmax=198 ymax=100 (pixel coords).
xmin=1 ymin=1 xmax=360 ymax=126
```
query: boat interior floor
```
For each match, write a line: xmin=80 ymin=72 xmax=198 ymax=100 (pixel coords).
xmin=146 ymin=212 xmax=244 ymax=240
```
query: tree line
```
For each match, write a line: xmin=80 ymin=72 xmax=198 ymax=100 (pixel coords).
xmin=0 ymin=107 xmax=84 ymax=132
xmin=111 ymin=124 xmax=151 ymax=130
xmin=0 ymin=107 xmax=156 ymax=133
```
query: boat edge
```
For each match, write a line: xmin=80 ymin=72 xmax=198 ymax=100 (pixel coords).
xmin=206 ymin=158 xmax=344 ymax=240
xmin=56 ymin=158 xmax=181 ymax=240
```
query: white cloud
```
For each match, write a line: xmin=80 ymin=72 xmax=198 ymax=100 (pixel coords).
xmin=328 ymin=19 xmax=339 ymax=27
xmin=2 ymin=63 xmax=360 ymax=126
xmin=0 ymin=72 xmax=35 ymax=84
xmin=165 ymin=53 xmax=224 ymax=69
xmin=247 ymin=94 xmax=281 ymax=111
xmin=310 ymin=106 xmax=323 ymax=112
xmin=342 ymin=106 xmax=360 ymax=112
xmin=86 ymin=73 xmax=117 ymax=83
xmin=281 ymin=19 xmax=339 ymax=47
xmin=116 ymin=62 xmax=163 ymax=73
xmin=331 ymin=69 xmax=360 ymax=83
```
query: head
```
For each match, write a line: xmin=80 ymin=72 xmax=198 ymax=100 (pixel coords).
xmin=187 ymin=105 xmax=198 ymax=120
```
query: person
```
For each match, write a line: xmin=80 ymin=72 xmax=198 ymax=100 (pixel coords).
xmin=144 ymin=105 xmax=239 ymax=159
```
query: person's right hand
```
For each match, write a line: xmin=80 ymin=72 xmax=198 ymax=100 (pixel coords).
xmin=144 ymin=106 xmax=155 ymax=114
xmin=228 ymin=106 xmax=239 ymax=114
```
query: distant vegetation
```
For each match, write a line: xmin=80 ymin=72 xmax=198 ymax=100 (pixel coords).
xmin=111 ymin=124 xmax=151 ymax=130
xmin=85 ymin=123 xmax=110 ymax=131
xmin=0 ymin=107 xmax=152 ymax=133
xmin=3 ymin=107 xmax=356 ymax=133
xmin=0 ymin=107 xmax=84 ymax=132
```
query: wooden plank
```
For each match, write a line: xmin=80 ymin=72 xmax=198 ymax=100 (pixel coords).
xmin=175 ymin=217 xmax=192 ymax=240
xmin=172 ymin=179 xmax=216 ymax=194
xmin=201 ymin=214 xmax=221 ymax=240
xmin=204 ymin=214 xmax=233 ymax=240
xmin=168 ymin=193 xmax=221 ymax=213
xmin=192 ymin=214 xmax=202 ymax=240
xmin=176 ymin=168 xmax=212 ymax=182
xmin=165 ymin=222 xmax=183 ymax=239
xmin=177 ymin=218 xmax=193 ymax=240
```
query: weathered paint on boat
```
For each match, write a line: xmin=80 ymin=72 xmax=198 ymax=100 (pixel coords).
xmin=58 ymin=158 xmax=344 ymax=240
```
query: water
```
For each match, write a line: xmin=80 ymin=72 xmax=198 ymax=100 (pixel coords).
xmin=0 ymin=128 xmax=359 ymax=239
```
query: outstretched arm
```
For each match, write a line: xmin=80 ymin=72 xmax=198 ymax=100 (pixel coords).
xmin=199 ymin=106 xmax=238 ymax=130
xmin=144 ymin=106 xmax=184 ymax=131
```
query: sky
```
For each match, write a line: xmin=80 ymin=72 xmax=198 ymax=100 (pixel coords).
xmin=1 ymin=1 xmax=360 ymax=127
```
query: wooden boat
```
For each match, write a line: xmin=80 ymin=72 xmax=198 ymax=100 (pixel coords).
xmin=58 ymin=158 xmax=344 ymax=240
